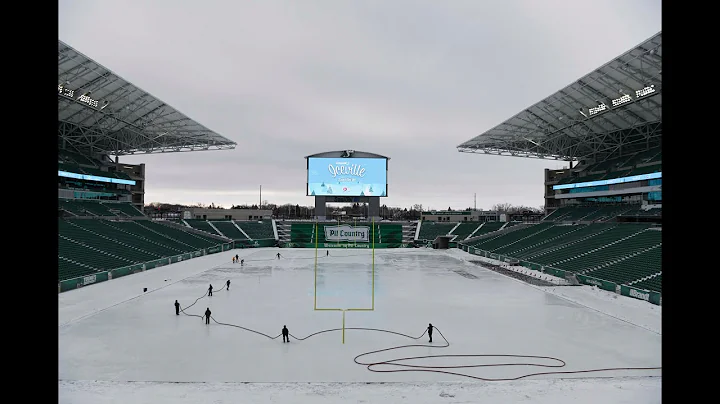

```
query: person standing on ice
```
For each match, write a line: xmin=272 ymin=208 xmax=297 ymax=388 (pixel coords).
xmin=427 ymin=323 xmax=434 ymax=343
xmin=235 ymin=254 xmax=239 ymax=262
xmin=204 ymin=308 xmax=211 ymax=324
xmin=326 ymin=250 xmax=329 ymax=256
xmin=174 ymin=300 xmax=180 ymax=315
xmin=277 ymin=252 xmax=281 ymax=259
xmin=208 ymin=284 xmax=213 ymax=296
xmin=240 ymin=259 xmax=244 ymax=266
xmin=282 ymin=325 xmax=289 ymax=343
xmin=226 ymin=279 xmax=231 ymax=290
xmin=232 ymin=256 xmax=236 ymax=264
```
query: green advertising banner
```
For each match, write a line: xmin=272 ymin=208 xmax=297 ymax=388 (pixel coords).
xmin=620 ymin=285 xmax=661 ymax=305
xmin=576 ymin=274 xmax=617 ymax=292
xmin=110 ymin=264 xmax=144 ymax=279
xmin=235 ymin=239 xmax=277 ymax=248
xmin=206 ymin=245 xmax=222 ymax=254
xmin=144 ymin=258 xmax=170 ymax=270
xmin=283 ymin=242 xmax=413 ymax=249
xmin=289 ymin=223 xmax=404 ymax=245
xmin=60 ymin=271 xmax=110 ymax=292
xmin=543 ymin=267 xmax=567 ymax=278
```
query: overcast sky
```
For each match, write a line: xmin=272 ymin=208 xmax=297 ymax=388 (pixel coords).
xmin=59 ymin=0 xmax=661 ymax=211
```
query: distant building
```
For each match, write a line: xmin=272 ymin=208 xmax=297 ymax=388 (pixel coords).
xmin=183 ymin=208 xmax=272 ymax=221
xmin=421 ymin=210 xmax=500 ymax=222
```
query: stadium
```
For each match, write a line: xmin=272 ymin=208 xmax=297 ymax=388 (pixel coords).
xmin=58 ymin=32 xmax=662 ymax=403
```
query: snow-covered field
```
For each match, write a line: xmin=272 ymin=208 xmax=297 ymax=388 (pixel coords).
xmin=59 ymin=248 xmax=661 ymax=403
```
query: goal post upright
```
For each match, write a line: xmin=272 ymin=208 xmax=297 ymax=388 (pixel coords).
xmin=314 ymin=221 xmax=318 ymax=310
xmin=312 ymin=216 xmax=376 ymax=343
xmin=372 ymin=216 xmax=375 ymax=310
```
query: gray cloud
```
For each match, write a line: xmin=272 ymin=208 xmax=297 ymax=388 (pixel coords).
xmin=59 ymin=0 xmax=661 ymax=210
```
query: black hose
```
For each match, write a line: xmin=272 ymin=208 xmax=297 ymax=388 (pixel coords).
xmin=180 ymin=289 xmax=661 ymax=381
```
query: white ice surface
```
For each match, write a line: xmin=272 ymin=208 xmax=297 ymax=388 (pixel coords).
xmin=59 ymin=248 xmax=661 ymax=403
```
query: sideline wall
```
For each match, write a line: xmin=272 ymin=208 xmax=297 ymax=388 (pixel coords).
xmin=58 ymin=242 xmax=233 ymax=293
xmin=457 ymin=243 xmax=661 ymax=306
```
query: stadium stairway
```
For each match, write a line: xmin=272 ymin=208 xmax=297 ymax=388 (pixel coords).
xmin=495 ymin=225 xmax=582 ymax=256
xmin=141 ymin=220 xmax=229 ymax=248
xmin=235 ymin=220 xmax=275 ymax=240
xmin=417 ymin=222 xmax=457 ymax=241
xmin=526 ymin=225 xmax=650 ymax=274
xmin=548 ymin=227 xmax=656 ymax=271
xmin=182 ymin=219 xmax=224 ymax=237
xmin=511 ymin=224 xmax=612 ymax=260
xmin=211 ymin=221 xmax=249 ymax=240
xmin=449 ymin=222 xmax=483 ymax=241
xmin=104 ymin=220 xmax=200 ymax=252
xmin=579 ymin=242 xmax=662 ymax=286
xmin=630 ymin=273 xmax=662 ymax=293
xmin=468 ymin=223 xmax=552 ymax=250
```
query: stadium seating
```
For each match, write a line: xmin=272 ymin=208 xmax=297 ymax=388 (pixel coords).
xmin=619 ymin=206 xmax=662 ymax=218
xmin=417 ymin=222 xmax=457 ymax=241
xmin=525 ymin=224 xmax=651 ymax=269
xmin=553 ymin=229 xmax=660 ymax=273
xmin=59 ymin=149 xmax=99 ymax=166
xmin=463 ymin=221 xmax=662 ymax=291
xmin=493 ymin=224 xmax=581 ymax=255
xmin=468 ymin=222 xmax=554 ymax=250
xmin=59 ymin=200 xmax=143 ymax=217
xmin=543 ymin=204 xmax=659 ymax=222
xmin=449 ymin=222 xmax=482 ymax=240
xmin=582 ymin=243 xmax=661 ymax=285
xmin=140 ymin=220 xmax=226 ymax=248
xmin=211 ymin=221 xmax=248 ymax=240
xmin=58 ymin=218 xmax=228 ymax=282
xmin=184 ymin=219 xmax=222 ymax=236
xmin=470 ymin=222 xmax=506 ymax=237
xmin=510 ymin=224 xmax=613 ymax=259
xmin=631 ymin=274 xmax=662 ymax=293
xmin=236 ymin=221 xmax=275 ymax=239
xmin=580 ymin=205 xmax=637 ymax=222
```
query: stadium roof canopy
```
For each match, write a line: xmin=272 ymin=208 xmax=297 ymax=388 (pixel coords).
xmin=58 ymin=40 xmax=236 ymax=157
xmin=458 ymin=32 xmax=661 ymax=164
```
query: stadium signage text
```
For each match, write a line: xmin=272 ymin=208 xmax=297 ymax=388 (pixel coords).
xmin=328 ymin=163 xmax=366 ymax=179
xmin=58 ymin=84 xmax=99 ymax=108
xmin=83 ymin=275 xmax=97 ymax=286
xmin=629 ymin=288 xmax=650 ymax=301
xmin=589 ymin=85 xmax=657 ymax=116
xmin=325 ymin=225 xmax=369 ymax=242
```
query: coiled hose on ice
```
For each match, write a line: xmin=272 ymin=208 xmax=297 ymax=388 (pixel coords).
xmin=179 ymin=286 xmax=661 ymax=381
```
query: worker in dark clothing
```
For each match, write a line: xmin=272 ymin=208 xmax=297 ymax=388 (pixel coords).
xmin=240 ymin=259 xmax=244 ymax=266
xmin=427 ymin=323 xmax=434 ymax=343
xmin=174 ymin=300 xmax=180 ymax=315
xmin=282 ymin=325 xmax=289 ymax=343
xmin=226 ymin=280 xmax=231 ymax=290
xmin=235 ymin=254 xmax=239 ymax=262
xmin=204 ymin=308 xmax=211 ymax=324
xmin=326 ymin=250 xmax=329 ymax=256
xmin=277 ymin=252 xmax=281 ymax=259
xmin=208 ymin=284 xmax=213 ymax=296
